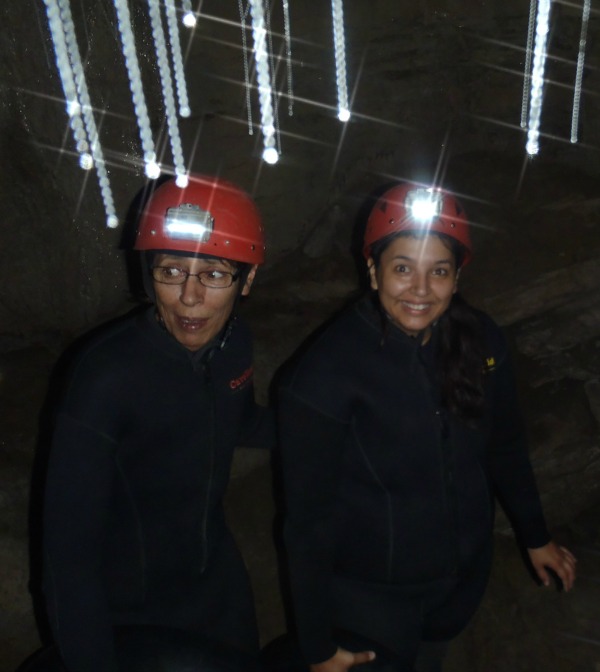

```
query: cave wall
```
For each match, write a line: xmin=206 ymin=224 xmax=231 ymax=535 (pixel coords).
xmin=1 ymin=0 xmax=600 ymax=669
xmin=2 ymin=0 xmax=599 ymax=342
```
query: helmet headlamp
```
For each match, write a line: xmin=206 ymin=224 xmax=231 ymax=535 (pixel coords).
xmin=164 ymin=203 xmax=214 ymax=242
xmin=135 ymin=174 xmax=265 ymax=264
xmin=363 ymin=182 xmax=471 ymax=264
xmin=405 ymin=188 xmax=443 ymax=225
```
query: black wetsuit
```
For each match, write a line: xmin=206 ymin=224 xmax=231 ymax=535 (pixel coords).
xmin=279 ymin=294 xmax=550 ymax=667
xmin=43 ymin=306 xmax=273 ymax=672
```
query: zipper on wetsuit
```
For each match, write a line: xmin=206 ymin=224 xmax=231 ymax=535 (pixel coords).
xmin=195 ymin=318 xmax=235 ymax=572
xmin=419 ymin=336 xmax=461 ymax=578
xmin=437 ymin=408 xmax=460 ymax=578
xmin=199 ymin=356 xmax=217 ymax=573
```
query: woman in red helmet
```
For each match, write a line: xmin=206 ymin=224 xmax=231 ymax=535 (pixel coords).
xmin=42 ymin=175 xmax=273 ymax=672
xmin=278 ymin=183 xmax=576 ymax=672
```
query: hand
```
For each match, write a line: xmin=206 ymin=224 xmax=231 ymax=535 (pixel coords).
xmin=528 ymin=541 xmax=577 ymax=592
xmin=309 ymin=647 xmax=376 ymax=672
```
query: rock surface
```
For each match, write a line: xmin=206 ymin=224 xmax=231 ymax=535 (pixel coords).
xmin=1 ymin=1 xmax=600 ymax=670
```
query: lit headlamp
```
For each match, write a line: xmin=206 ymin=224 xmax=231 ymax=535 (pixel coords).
xmin=405 ymin=188 xmax=443 ymax=225
xmin=164 ymin=203 xmax=214 ymax=242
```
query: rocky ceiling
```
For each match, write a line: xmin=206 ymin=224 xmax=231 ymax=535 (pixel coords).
xmin=1 ymin=0 xmax=599 ymax=341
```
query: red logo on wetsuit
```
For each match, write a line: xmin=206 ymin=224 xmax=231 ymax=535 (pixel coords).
xmin=229 ymin=366 xmax=253 ymax=390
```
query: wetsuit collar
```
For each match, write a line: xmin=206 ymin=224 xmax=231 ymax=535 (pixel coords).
xmin=361 ymin=292 xmax=439 ymax=348
xmin=139 ymin=305 xmax=236 ymax=363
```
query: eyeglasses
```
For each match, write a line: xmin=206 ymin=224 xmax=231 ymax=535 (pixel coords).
xmin=152 ymin=265 xmax=240 ymax=289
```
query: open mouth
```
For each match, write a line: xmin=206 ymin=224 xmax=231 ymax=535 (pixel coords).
xmin=177 ymin=316 xmax=208 ymax=331
xmin=402 ymin=302 xmax=430 ymax=312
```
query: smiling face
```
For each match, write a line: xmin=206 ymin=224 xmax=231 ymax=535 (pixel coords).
xmin=153 ymin=254 xmax=257 ymax=351
xmin=368 ymin=233 xmax=459 ymax=340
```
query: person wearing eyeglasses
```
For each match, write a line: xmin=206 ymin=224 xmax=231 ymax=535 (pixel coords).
xmin=42 ymin=175 xmax=273 ymax=672
xmin=278 ymin=183 xmax=577 ymax=672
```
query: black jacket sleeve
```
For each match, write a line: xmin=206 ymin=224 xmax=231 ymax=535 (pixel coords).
xmin=279 ymin=389 xmax=348 ymax=665
xmin=485 ymin=323 xmax=550 ymax=549
xmin=43 ymin=413 xmax=119 ymax=672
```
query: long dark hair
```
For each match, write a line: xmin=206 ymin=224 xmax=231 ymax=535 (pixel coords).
xmin=369 ymin=231 xmax=486 ymax=423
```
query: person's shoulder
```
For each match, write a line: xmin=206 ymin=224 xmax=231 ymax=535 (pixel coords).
xmin=278 ymin=298 xmax=369 ymax=390
xmin=46 ymin=306 xmax=150 ymax=413
xmin=59 ymin=306 xmax=148 ymax=380
xmin=74 ymin=306 xmax=147 ymax=356
xmin=468 ymin=306 xmax=510 ymax=369
xmin=473 ymin=308 xmax=505 ymax=340
xmin=297 ymin=298 xmax=365 ymax=355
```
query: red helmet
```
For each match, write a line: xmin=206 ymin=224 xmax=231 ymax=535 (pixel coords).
xmin=363 ymin=182 xmax=472 ymax=265
xmin=135 ymin=174 xmax=265 ymax=264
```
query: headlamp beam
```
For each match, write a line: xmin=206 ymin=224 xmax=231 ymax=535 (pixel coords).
xmin=405 ymin=189 xmax=443 ymax=225
xmin=164 ymin=204 xmax=214 ymax=242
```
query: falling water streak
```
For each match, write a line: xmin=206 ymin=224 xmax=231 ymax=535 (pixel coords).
xmin=43 ymin=0 xmax=90 ymax=167
xmin=520 ymin=0 xmax=538 ymax=128
xmin=570 ymin=0 xmax=590 ymax=144
xmin=57 ymin=0 xmax=118 ymax=227
xmin=282 ymin=0 xmax=293 ymax=116
xmin=147 ymin=0 xmax=189 ymax=186
xmin=44 ymin=0 xmax=89 ymax=175
xmin=113 ymin=0 xmax=160 ymax=179
xmin=526 ymin=0 xmax=551 ymax=156
xmin=44 ymin=1 xmax=79 ymax=115
xmin=331 ymin=0 xmax=350 ymax=122
xmin=249 ymin=0 xmax=279 ymax=164
xmin=327 ymin=108 xmax=350 ymax=183
xmin=264 ymin=0 xmax=281 ymax=152
xmin=327 ymin=45 xmax=366 ymax=182
xmin=72 ymin=107 xmax=108 ymax=222
xmin=270 ymin=40 xmax=290 ymax=154
xmin=181 ymin=0 xmax=196 ymax=27
xmin=238 ymin=0 xmax=254 ymax=135
xmin=270 ymin=5 xmax=292 ymax=156
xmin=164 ymin=0 xmax=192 ymax=117
xmin=38 ymin=0 xmax=55 ymax=69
